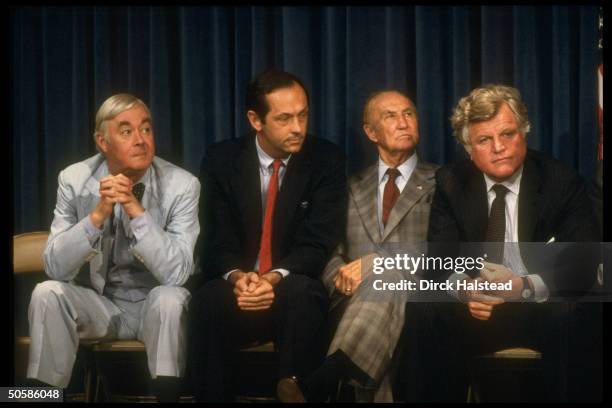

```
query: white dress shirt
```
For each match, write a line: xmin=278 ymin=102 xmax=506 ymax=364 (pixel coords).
xmin=448 ymin=165 xmax=549 ymax=302
xmin=223 ymin=136 xmax=291 ymax=280
xmin=483 ymin=167 xmax=548 ymax=302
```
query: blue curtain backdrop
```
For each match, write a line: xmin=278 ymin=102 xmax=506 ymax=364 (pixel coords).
xmin=11 ymin=6 xmax=600 ymax=234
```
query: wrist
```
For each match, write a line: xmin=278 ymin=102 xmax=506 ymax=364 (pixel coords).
xmin=229 ymin=270 xmax=245 ymax=285
xmin=457 ymin=277 xmax=473 ymax=302
xmin=262 ymin=271 xmax=282 ymax=286
xmin=124 ymin=203 xmax=145 ymax=219
xmin=89 ymin=211 xmax=106 ymax=229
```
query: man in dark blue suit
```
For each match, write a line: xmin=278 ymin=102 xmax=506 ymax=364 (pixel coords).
xmin=406 ymin=85 xmax=600 ymax=402
xmin=188 ymin=69 xmax=347 ymax=402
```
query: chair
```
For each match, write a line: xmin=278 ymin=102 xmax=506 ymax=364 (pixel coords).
xmin=232 ymin=341 xmax=278 ymax=402
xmin=13 ymin=231 xmax=281 ymax=402
xmin=88 ymin=340 xmax=150 ymax=402
xmin=12 ymin=232 xmax=48 ymax=276
xmin=13 ymin=231 xmax=97 ymax=402
xmin=12 ymin=232 xmax=148 ymax=402
xmin=467 ymin=347 xmax=544 ymax=403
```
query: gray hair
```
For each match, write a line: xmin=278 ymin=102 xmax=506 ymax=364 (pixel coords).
xmin=450 ymin=84 xmax=531 ymax=151
xmin=93 ymin=93 xmax=151 ymax=143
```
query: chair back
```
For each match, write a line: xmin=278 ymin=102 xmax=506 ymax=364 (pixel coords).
xmin=13 ymin=232 xmax=48 ymax=274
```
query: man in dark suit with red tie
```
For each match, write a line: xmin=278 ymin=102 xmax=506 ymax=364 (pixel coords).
xmin=188 ymin=69 xmax=347 ymax=402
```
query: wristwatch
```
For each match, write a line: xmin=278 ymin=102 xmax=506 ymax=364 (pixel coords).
xmin=520 ymin=276 xmax=534 ymax=301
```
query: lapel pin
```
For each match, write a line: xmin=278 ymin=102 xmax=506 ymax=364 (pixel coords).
xmin=416 ymin=185 xmax=423 ymax=190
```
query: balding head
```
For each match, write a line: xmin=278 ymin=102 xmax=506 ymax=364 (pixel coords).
xmin=362 ymin=90 xmax=420 ymax=166
xmin=362 ymin=90 xmax=417 ymax=127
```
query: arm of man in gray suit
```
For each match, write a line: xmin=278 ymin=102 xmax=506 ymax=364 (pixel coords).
xmin=323 ymin=242 xmax=378 ymax=297
xmin=322 ymin=242 xmax=349 ymax=297
xmin=43 ymin=169 xmax=106 ymax=282
xmin=130 ymin=176 xmax=201 ymax=287
xmin=43 ymin=167 xmax=201 ymax=287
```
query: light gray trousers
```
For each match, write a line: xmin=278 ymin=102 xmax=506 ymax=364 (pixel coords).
xmin=26 ymin=281 xmax=190 ymax=388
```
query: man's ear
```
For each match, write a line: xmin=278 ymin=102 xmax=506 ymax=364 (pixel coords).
xmin=247 ymin=110 xmax=263 ymax=132
xmin=363 ymin=123 xmax=378 ymax=144
xmin=464 ymin=144 xmax=472 ymax=160
xmin=95 ymin=132 xmax=108 ymax=154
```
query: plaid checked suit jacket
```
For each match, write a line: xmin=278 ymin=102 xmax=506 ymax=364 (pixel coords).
xmin=321 ymin=156 xmax=438 ymax=400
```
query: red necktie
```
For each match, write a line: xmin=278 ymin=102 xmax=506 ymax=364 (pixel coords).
xmin=258 ymin=159 xmax=282 ymax=274
xmin=382 ymin=168 xmax=401 ymax=227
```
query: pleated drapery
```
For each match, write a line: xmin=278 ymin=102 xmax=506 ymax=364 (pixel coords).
xmin=11 ymin=6 xmax=600 ymax=233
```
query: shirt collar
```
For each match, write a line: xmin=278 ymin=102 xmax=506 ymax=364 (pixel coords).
xmin=255 ymin=135 xmax=291 ymax=170
xmin=100 ymin=159 xmax=152 ymax=189
xmin=134 ymin=164 xmax=152 ymax=189
xmin=377 ymin=153 xmax=418 ymax=185
xmin=483 ymin=164 xmax=523 ymax=197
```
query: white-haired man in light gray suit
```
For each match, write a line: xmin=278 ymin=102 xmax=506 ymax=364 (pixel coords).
xmin=26 ymin=93 xmax=200 ymax=402
xmin=278 ymin=90 xmax=438 ymax=402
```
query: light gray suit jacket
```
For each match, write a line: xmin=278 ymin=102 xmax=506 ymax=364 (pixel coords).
xmin=43 ymin=153 xmax=200 ymax=297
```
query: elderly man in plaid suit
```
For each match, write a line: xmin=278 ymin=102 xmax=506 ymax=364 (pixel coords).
xmin=277 ymin=90 xmax=438 ymax=402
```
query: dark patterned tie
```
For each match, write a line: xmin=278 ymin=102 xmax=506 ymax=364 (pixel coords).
xmin=132 ymin=183 xmax=145 ymax=203
xmin=485 ymin=184 xmax=508 ymax=263
xmin=382 ymin=168 xmax=401 ymax=227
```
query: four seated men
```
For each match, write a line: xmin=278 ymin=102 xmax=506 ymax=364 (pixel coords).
xmin=25 ymin=80 xmax=601 ymax=402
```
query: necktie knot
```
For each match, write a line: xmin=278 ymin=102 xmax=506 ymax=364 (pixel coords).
xmin=491 ymin=184 xmax=508 ymax=199
xmin=271 ymin=159 xmax=283 ymax=173
xmin=132 ymin=183 xmax=145 ymax=202
xmin=386 ymin=167 xmax=401 ymax=181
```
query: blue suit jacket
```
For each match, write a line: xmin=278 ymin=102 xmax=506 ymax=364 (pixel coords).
xmin=428 ymin=149 xmax=600 ymax=298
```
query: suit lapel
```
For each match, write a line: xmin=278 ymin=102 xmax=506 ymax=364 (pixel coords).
xmin=462 ymin=164 xmax=489 ymax=241
xmin=351 ymin=164 xmax=382 ymax=244
xmin=231 ymin=136 xmax=262 ymax=244
xmin=381 ymin=158 xmax=434 ymax=242
xmin=82 ymin=173 xmax=102 ymax=218
xmin=518 ymin=154 xmax=542 ymax=241
xmin=81 ymin=162 xmax=109 ymax=294
xmin=274 ymin=140 xmax=311 ymax=251
xmin=142 ymin=163 xmax=162 ymax=223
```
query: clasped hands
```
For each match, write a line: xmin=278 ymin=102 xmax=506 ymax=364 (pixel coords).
xmin=231 ymin=270 xmax=281 ymax=311
xmin=461 ymin=261 xmax=525 ymax=321
xmin=90 ymin=173 xmax=144 ymax=228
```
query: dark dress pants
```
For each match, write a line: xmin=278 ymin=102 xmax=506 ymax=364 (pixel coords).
xmin=397 ymin=300 xmax=574 ymax=402
xmin=187 ymin=274 xmax=329 ymax=402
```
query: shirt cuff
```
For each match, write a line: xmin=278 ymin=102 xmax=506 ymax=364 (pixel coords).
xmin=83 ymin=215 xmax=103 ymax=246
xmin=269 ymin=268 xmax=290 ymax=278
xmin=129 ymin=211 xmax=151 ymax=242
xmin=447 ymin=272 xmax=468 ymax=300
xmin=223 ymin=269 xmax=241 ymax=281
xmin=527 ymin=274 xmax=549 ymax=303
xmin=597 ymin=263 xmax=603 ymax=287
